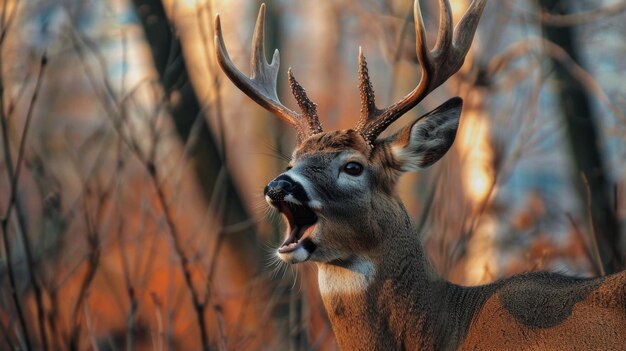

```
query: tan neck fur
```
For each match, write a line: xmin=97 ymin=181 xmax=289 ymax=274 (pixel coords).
xmin=316 ymin=213 xmax=446 ymax=350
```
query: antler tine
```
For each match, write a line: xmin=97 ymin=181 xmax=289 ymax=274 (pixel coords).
xmin=356 ymin=0 xmax=487 ymax=143
xmin=453 ymin=0 xmax=488 ymax=56
xmin=289 ymin=68 xmax=323 ymax=134
xmin=215 ymin=4 xmax=321 ymax=141
xmin=433 ymin=0 xmax=453 ymax=55
xmin=355 ymin=47 xmax=379 ymax=132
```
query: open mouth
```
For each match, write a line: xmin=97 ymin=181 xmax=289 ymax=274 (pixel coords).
xmin=274 ymin=201 xmax=318 ymax=254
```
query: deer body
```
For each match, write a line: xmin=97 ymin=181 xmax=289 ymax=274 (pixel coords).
xmin=316 ymin=203 xmax=626 ymax=350
xmin=322 ymin=264 xmax=626 ymax=350
xmin=215 ymin=1 xmax=626 ymax=349
xmin=289 ymin=131 xmax=626 ymax=350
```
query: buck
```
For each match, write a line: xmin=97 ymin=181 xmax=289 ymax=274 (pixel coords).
xmin=215 ymin=1 xmax=626 ymax=349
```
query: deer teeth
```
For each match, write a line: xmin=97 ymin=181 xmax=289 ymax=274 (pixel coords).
xmin=278 ymin=240 xmax=299 ymax=253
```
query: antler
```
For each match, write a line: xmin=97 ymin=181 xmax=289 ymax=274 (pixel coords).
xmin=215 ymin=4 xmax=322 ymax=141
xmin=356 ymin=0 xmax=487 ymax=143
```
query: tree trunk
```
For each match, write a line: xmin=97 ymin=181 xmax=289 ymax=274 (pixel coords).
xmin=131 ymin=0 xmax=271 ymax=348
xmin=538 ymin=0 xmax=623 ymax=274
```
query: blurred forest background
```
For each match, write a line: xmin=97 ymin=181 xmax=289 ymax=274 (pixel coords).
xmin=1 ymin=0 xmax=625 ymax=350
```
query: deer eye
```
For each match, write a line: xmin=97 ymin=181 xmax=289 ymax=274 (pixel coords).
xmin=343 ymin=162 xmax=364 ymax=176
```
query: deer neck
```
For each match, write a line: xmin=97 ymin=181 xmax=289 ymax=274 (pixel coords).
xmin=316 ymin=210 xmax=439 ymax=349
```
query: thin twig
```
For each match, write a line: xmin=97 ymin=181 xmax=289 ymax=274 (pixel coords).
xmin=0 ymin=16 xmax=31 ymax=347
xmin=148 ymin=164 xmax=211 ymax=351
xmin=197 ymin=0 xmax=226 ymax=158
xmin=536 ymin=1 xmax=626 ymax=27
xmin=565 ymin=213 xmax=602 ymax=276
xmin=487 ymin=37 xmax=626 ymax=124
xmin=0 ymin=312 xmax=15 ymax=350
xmin=0 ymin=53 xmax=48 ymax=351
xmin=83 ymin=303 xmax=101 ymax=351
xmin=68 ymin=196 xmax=102 ymax=351
xmin=581 ymin=173 xmax=606 ymax=277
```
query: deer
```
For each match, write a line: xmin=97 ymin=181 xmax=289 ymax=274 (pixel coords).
xmin=214 ymin=1 xmax=626 ymax=350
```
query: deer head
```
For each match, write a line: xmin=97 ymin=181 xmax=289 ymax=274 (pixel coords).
xmin=215 ymin=0 xmax=484 ymax=265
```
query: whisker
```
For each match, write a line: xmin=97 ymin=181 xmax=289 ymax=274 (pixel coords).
xmin=257 ymin=141 xmax=292 ymax=164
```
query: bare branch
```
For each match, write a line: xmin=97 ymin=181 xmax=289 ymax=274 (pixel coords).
xmin=537 ymin=1 xmax=626 ymax=27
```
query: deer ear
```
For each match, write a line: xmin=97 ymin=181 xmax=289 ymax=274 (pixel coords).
xmin=390 ymin=97 xmax=462 ymax=171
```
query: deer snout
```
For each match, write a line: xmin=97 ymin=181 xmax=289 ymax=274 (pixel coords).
xmin=265 ymin=176 xmax=294 ymax=202
xmin=264 ymin=174 xmax=310 ymax=205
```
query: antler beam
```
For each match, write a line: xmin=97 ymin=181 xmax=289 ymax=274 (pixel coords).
xmin=215 ymin=4 xmax=322 ymax=141
xmin=356 ymin=0 xmax=487 ymax=142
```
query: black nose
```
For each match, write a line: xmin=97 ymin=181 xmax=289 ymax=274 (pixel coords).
xmin=268 ymin=179 xmax=294 ymax=192
xmin=265 ymin=175 xmax=297 ymax=201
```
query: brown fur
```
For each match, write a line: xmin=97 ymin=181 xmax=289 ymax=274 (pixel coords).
xmin=294 ymin=129 xmax=373 ymax=158
xmin=462 ymin=273 xmax=626 ymax=350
